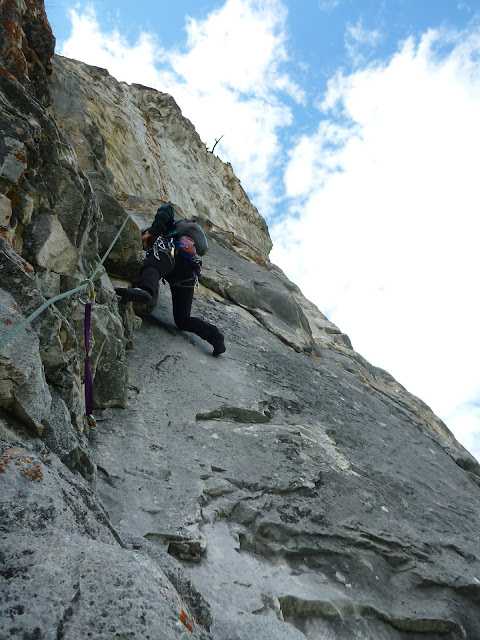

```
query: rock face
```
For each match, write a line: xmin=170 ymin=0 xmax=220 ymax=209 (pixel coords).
xmin=50 ymin=55 xmax=272 ymax=263
xmin=0 ymin=0 xmax=128 ymax=461
xmin=1 ymin=3 xmax=480 ymax=640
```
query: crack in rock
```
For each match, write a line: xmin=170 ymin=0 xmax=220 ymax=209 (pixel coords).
xmin=196 ymin=404 xmax=271 ymax=424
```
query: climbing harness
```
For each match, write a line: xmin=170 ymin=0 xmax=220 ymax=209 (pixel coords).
xmin=154 ymin=234 xmax=202 ymax=290
xmin=168 ymin=276 xmax=198 ymax=289
xmin=0 ymin=212 xmax=132 ymax=428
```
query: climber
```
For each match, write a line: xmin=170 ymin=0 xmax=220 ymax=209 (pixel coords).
xmin=115 ymin=204 xmax=226 ymax=356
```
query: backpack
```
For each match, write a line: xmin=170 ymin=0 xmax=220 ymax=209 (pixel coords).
xmin=152 ymin=234 xmax=202 ymax=282
xmin=176 ymin=235 xmax=197 ymax=260
xmin=171 ymin=219 xmax=208 ymax=256
xmin=175 ymin=236 xmax=203 ymax=280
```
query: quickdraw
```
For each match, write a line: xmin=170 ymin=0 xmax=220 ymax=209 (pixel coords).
xmin=153 ymin=237 xmax=175 ymax=263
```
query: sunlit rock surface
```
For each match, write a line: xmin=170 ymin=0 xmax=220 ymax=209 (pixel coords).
xmin=50 ymin=55 xmax=272 ymax=261
xmin=1 ymin=3 xmax=480 ymax=639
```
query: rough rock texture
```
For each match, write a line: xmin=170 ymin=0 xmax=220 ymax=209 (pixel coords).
xmin=0 ymin=0 xmax=128 ymax=468
xmin=0 ymin=418 xmax=212 ymax=639
xmin=88 ymin=245 xmax=480 ymax=640
xmin=50 ymin=55 xmax=272 ymax=261
xmin=1 ymin=3 xmax=480 ymax=640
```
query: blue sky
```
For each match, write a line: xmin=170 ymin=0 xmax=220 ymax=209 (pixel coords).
xmin=45 ymin=0 xmax=480 ymax=462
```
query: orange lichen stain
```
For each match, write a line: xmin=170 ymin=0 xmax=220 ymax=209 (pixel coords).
xmin=6 ymin=190 xmax=22 ymax=205
xmin=5 ymin=363 xmax=23 ymax=380
xmin=0 ymin=64 xmax=18 ymax=83
xmin=0 ymin=228 xmax=13 ymax=250
xmin=0 ymin=454 xmax=43 ymax=482
xmin=13 ymin=150 xmax=27 ymax=163
xmin=7 ymin=302 xmax=21 ymax=313
xmin=179 ymin=610 xmax=194 ymax=633
xmin=20 ymin=258 xmax=35 ymax=275
xmin=1 ymin=20 xmax=28 ymax=81
xmin=3 ymin=318 xmax=13 ymax=325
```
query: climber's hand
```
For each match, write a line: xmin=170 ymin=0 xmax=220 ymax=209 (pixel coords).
xmin=142 ymin=232 xmax=157 ymax=250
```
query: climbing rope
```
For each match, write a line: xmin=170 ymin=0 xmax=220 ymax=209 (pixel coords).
xmin=0 ymin=213 xmax=130 ymax=350
xmin=0 ymin=212 xmax=131 ymax=423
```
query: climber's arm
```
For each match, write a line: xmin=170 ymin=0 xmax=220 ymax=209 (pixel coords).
xmin=142 ymin=230 xmax=156 ymax=250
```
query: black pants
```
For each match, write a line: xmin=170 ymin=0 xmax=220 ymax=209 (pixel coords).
xmin=136 ymin=251 xmax=220 ymax=344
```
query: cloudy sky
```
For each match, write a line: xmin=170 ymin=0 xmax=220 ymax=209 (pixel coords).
xmin=45 ymin=0 xmax=480 ymax=462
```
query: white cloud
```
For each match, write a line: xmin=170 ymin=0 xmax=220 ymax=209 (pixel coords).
xmin=271 ymin=26 xmax=480 ymax=460
xmin=446 ymin=404 xmax=480 ymax=463
xmin=59 ymin=0 xmax=302 ymax=216
xmin=457 ymin=2 xmax=473 ymax=13
xmin=345 ymin=19 xmax=382 ymax=65
xmin=61 ymin=5 xmax=166 ymax=86
xmin=347 ymin=20 xmax=382 ymax=46
xmin=319 ymin=0 xmax=341 ymax=12
xmin=176 ymin=0 xmax=302 ymax=100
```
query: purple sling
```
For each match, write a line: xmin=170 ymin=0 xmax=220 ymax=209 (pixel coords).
xmin=84 ymin=301 xmax=93 ymax=416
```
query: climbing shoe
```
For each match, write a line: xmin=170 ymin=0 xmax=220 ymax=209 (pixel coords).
xmin=212 ymin=332 xmax=226 ymax=356
xmin=115 ymin=287 xmax=152 ymax=303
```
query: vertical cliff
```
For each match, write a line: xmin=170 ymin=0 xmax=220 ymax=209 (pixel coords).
xmin=1 ymin=3 xmax=480 ymax=639
xmin=50 ymin=55 xmax=272 ymax=261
